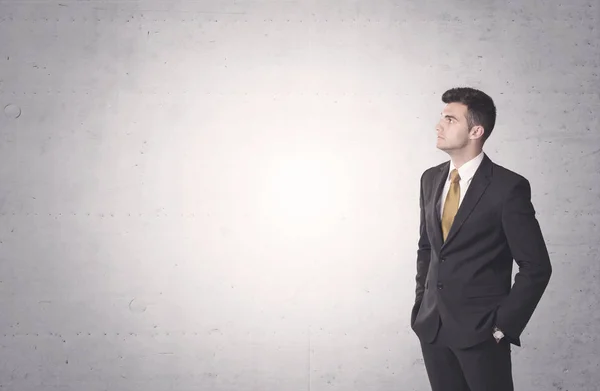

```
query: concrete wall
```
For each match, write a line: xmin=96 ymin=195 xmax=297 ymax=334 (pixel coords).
xmin=0 ymin=0 xmax=598 ymax=390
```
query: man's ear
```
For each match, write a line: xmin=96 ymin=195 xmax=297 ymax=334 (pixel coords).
xmin=470 ymin=125 xmax=485 ymax=140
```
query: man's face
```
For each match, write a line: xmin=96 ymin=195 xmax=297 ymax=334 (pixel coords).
xmin=435 ymin=102 xmax=471 ymax=152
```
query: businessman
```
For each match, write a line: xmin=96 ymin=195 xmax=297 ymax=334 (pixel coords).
xmin=410 ymin=87 xmax=552 ymax=391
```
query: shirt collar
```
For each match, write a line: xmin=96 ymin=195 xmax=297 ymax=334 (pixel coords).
xmin=448 ymin=151 xmax=484 ymax=183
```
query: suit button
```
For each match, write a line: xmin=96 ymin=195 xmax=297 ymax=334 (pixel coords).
xmin=437 ymin=283 xmax=443 ymax=289
xmin=440 ymin=258 xmax=445 ymax=262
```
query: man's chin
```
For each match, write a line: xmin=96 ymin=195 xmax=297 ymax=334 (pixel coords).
xmin=436 ymin=144 xmax=453 ymax=153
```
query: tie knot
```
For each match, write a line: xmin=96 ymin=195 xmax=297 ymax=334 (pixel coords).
xmin=450 ymin=169 xmax=461 ymax=183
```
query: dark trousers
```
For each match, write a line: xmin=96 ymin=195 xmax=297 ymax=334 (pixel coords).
xmin=419 ymin=322 xmax=514 ymax=391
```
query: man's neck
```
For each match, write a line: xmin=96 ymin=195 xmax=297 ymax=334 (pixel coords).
xmin=449 ymin=149 xmax=483 ymax=169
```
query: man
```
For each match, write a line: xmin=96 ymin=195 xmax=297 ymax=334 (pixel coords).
xmin=410 ymin=87 xmax=552 ymax=391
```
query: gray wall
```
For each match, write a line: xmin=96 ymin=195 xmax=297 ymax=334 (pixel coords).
xmin=1 ymin=1 xmax=598 ymax=390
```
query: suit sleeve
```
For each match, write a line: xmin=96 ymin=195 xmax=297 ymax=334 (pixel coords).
xmin=495 ymin=178 xmax=552 ymax=340
xmin=414 ymin=171 xmax=431 ymax=305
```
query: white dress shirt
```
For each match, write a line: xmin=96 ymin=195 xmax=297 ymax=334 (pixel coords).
xmin=438 ymin=151 xmax=485 ymax=218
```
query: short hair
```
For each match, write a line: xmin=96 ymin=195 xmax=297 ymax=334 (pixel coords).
xmin=441 ymin=87 xmax=496 ymax=142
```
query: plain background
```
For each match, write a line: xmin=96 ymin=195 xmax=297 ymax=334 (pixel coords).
xmin=0 ymin=0 xmax=599 ymax=390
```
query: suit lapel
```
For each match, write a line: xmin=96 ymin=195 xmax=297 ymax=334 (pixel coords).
xmin=441 ymin=153 xmax=493 ymax=249
xmin=430 ymin=162 xmax=449 ymax=250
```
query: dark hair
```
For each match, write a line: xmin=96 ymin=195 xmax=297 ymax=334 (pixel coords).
xmin=441 ymin=87 xmax=496 ymax=142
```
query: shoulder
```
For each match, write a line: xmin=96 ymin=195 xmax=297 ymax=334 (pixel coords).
xmin=490 ymin=161 xmax=533 ymax=203
xmin=419 ymin=161 xmax=447 ymax=184
xmin=490 ymin=161 xmax=530 ymax=188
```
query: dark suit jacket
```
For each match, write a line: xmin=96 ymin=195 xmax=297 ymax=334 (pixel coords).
xmin=410 ymin=153 xmax=552 ymax=348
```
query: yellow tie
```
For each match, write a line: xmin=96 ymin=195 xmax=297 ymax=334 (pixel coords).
xmin=441 ymin=169 xmax=461 ymax=241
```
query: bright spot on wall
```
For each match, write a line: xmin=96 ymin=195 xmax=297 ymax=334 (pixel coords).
xmin=257 ymin=147 xmax=351 ymax=240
